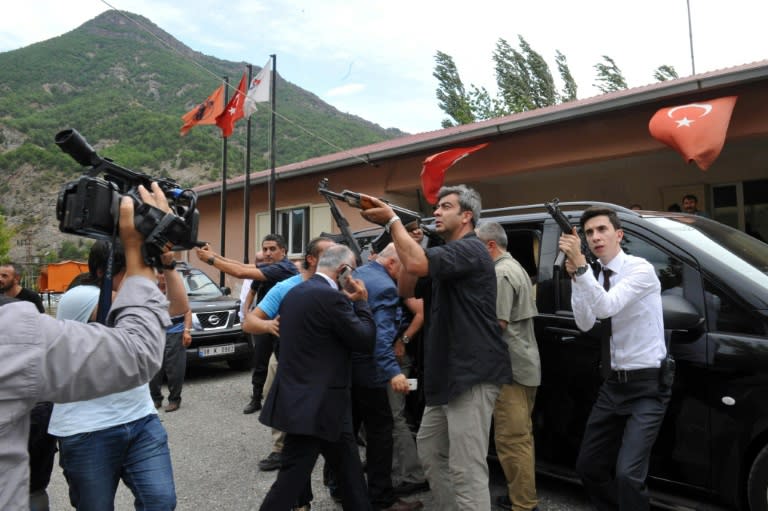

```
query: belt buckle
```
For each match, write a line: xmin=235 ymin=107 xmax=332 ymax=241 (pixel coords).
xmin=616 ymin=370 xmax=629 ymax=383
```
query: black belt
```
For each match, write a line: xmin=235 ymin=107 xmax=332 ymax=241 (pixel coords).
xmin=608 ymin=368 xmax=659 ymax=383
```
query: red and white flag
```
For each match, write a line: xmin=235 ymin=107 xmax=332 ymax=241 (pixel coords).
xmin=648 ymin=96 xmax=737 ymax=171
xmin=244 ymin=59 xmax=272 ymax=117
xmin=420 ymin=143 xmax=489 ymax=204
xmin=215 ymin=72 xmax=248 ymax=138
xmin=180 ymin=85 xmax=225 ymax=136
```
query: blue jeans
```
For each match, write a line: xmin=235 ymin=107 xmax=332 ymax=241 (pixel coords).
xmin=58 ymin=414 xmax=176 ymax=511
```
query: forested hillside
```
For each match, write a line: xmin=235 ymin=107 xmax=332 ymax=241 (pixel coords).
xmin=0 ymin=10 xmax=405 ymax=263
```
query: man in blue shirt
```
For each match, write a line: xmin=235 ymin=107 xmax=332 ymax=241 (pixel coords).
xmin=196 ymin=234 xmax=299 ymax=414
xmin=349 ymin=243 xmax=419 ymax=511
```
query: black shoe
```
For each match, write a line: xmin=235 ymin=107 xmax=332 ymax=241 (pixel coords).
xmin=258 ymin=451 xmax=282 ymax=471
xmin=494 ymin=495 xmax=538 ymax=511
xmin=329 ymin=492 xmax=342 ymax=503
xmin=393 ymin=481 xmax=430 ymax=497
xmin=494 ymin=495 xmax=512 ymax=511
xmin=243 ymin=397 xmax=262 ymax=414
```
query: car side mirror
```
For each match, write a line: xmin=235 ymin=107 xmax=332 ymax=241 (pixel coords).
xmin=220 ymin=286 xmax=231 ymax=296
xmin=662 ymin=294 xmax=704 ymax=331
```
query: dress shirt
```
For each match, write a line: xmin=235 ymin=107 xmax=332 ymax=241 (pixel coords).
xmin=571 ymin=249 xmax=666 ymax=370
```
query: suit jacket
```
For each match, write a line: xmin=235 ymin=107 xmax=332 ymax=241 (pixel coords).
xmin=259 ymin=274 xmax=376 ymax=442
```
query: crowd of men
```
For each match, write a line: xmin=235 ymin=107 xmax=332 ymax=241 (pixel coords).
xmin=1 ymin=181 xmax=672 ymax=511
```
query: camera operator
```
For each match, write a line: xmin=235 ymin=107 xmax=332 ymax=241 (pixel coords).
xmin=0 ymin=183 xmax=172 ymax=510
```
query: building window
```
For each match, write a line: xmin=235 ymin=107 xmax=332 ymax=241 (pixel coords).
xmin=277 ymin=207 xmax=309 ymax=256
xmin=712 ymin=179 xmax=768 ymax=241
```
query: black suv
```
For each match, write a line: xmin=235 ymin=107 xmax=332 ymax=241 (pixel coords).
xmin=176 ymin=263 xmax=252 ymax=370
xmin=355 ymin=202 xmax=768 ymax=511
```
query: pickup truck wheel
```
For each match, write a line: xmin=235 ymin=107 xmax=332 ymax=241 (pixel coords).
xmin=748 ymin=444 xmax=768 ymax=511
xmin=226 ymin=358 xmax=251 ymax=371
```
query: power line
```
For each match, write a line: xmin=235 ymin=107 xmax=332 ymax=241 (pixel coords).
xmin=99 ymin=1 xmax=375 ymax=168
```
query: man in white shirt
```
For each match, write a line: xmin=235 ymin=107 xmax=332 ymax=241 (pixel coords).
xmin=559 ymin=206 xmax=670 ymax=511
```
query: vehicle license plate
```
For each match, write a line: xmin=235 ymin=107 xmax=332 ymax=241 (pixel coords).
xmin=198 ymin=344 xmax=235 ymax=357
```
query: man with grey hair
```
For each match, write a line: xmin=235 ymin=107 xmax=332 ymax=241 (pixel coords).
xmin=361 ymin=185 xmax=513 ymax=511
xmin=476 ymin=221 xmax=541 ymax=511
xmin=258 ymin=244 xmax=376 ymax=510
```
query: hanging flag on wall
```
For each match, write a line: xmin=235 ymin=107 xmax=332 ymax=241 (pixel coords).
xmin=244 ymin=59 xmax=272 ymax=117
xmin=648 ymin=96 xmax=737 ymax=171
xmin=215 ymin=73 xmax=248 ymax=138
xmin=420 ymin=143 xmax=489 ymax=204
xmin=180 ymin=85 xmax=225 ymax=136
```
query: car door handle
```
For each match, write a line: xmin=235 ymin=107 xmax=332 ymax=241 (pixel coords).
xmin=546 ymin=326 xmax=581 ymax=342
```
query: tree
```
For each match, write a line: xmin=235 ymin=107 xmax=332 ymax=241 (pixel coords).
xmin=593 ymin=55 xmax=628 ymax=93
xmin=555 ymin=50 xmax=578 ymax=102
xmin=0 ymin=215 xmax=14 ymax=264
xmin=58 ymin=239 xmax=92 ymax=261
xmin=467 ymin=84 xmax=507 ymax=120
xmin=433 ymin=51 xmax=475 ymax=128
xmin=492 ymin=37 xmax=533 ymax=113
xmin=433 ymin=38 xmax=577 ymax=124
xmin=654 ymin=65 xmax=679 ymax=82
xmin=518 ymin=37 xmax=556 ymax=108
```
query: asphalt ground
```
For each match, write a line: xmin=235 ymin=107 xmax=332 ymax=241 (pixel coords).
xmin=46 ymin=363 xmax=592 ymax=510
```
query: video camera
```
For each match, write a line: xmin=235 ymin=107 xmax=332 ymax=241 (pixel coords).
xmin=55 ymin=129 xmax=200 ymax=267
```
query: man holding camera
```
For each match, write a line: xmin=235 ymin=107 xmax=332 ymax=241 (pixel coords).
xmin=0 ymin=184 xmax=172 ymax=510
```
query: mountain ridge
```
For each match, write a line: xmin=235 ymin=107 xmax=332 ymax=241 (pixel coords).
xmin=0 ymin=10 xmax=406 ymax=264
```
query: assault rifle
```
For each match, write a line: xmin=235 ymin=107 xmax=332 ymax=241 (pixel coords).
xmin=545 ymin=198 xmax=597 ymax=267
xmin=318 ymin=179 xmax=439 ymax=262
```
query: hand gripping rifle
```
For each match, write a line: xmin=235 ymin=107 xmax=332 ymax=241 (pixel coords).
xmin=318 ymin=179 xmax=428 ymax=263
xmin=545 ymin=198 xmax=596 ymax=267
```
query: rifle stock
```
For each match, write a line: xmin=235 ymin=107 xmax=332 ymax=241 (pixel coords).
xmin=318 ymin=180 xmax=363 ymax=265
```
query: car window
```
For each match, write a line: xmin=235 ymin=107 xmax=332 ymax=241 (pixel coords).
xmin=703 ymin=279 xmax=765 ymax=335
xmin=556 ymin=231 xmax=688 ymax=311
xmin=181 ymin=270 xmax=223 ymax=298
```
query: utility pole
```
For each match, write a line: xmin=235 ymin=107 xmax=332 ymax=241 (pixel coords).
xmin=687 ymin=0 xmax=696 ymax=75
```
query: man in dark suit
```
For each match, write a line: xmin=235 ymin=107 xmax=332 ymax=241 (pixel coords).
xmin=258 ymin=245 xmax=376 ymax=511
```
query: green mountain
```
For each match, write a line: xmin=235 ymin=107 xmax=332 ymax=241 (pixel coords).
xmin=0 ymin=10 xmax=406 ymax=264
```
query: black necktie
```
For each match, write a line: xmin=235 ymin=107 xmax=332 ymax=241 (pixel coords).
xmin=600 ymin=268 xmax=613 ymax=379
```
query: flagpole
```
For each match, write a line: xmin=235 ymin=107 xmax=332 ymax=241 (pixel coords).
xmin=243 ymin=64 xmax=253 ymax=264
xmin=219 ymin=75 xmax=229 ymax=288
xmin=687 ymin=0 xmax=696 ymax=75
xmin=268 ymin=54 xmax=277 ymax=234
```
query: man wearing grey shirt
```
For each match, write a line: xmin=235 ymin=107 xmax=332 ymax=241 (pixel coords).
xmin=0 ymin=184 xmax=171 ymax=510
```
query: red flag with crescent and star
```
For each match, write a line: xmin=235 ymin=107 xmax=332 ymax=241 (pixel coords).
xmin=215 ymin=73 xmax=248 ymax=138
xmin=420 ymin=143 xmax=489 ymax=204
xmin=180 ymin=85 xmax=225 ymax=136
xmin=648 ymin=96 xmax=737 ymax=171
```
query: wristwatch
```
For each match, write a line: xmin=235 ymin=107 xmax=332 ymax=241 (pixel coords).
xmin=384 ymin=216 xmax=401 ymax=233
xmin=206 ymin=256 xmax=215 ymax=266
xmin=574 ymin=264 xmax=589 ymax=277
xmin=400 ymin=334 xmax=411 ymax=344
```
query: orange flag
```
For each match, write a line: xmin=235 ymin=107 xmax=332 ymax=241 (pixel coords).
xmin=215 ymin=73 xmax=248 ymax=138
xmin=648 ymin=96 xmax=737 ymax=171
xmin=420 ymin=143 xmax=489 ymax=204
xmin=180 ymin=85 xmax=225 ymax=136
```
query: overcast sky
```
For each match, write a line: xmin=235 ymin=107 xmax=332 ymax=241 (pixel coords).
xmin=1 ymin=0 xmax=766 ymax=134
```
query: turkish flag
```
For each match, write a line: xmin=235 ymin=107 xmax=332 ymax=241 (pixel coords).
xmin=420 ymin=143 xmax=489 ymax=204
xmin=180 ymin=85 xmax=226 ymax=136
xmin=215 ymin=73 xmax=248 ymax=138
xmin=648 ymin=96 xmax=737 ymax=171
